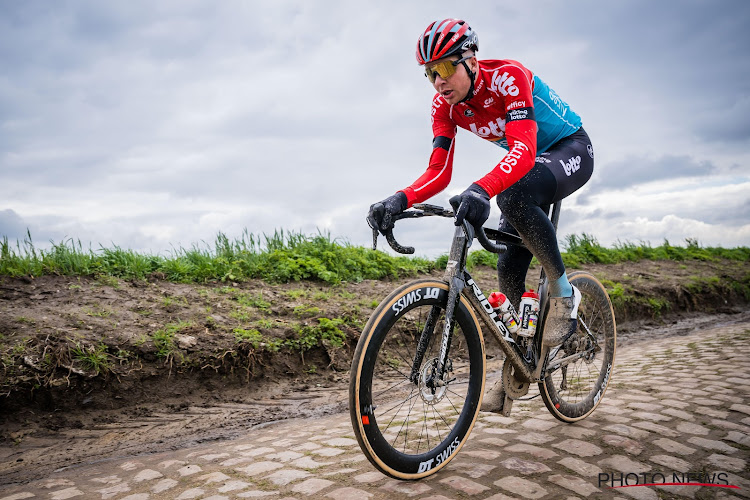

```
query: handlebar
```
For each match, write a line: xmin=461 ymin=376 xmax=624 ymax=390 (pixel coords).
xmin=373 ymin=203 xmax=523 ymax=255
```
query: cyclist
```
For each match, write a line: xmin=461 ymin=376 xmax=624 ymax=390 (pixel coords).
xmin=367 ymin=19 xmax=594 ymax=369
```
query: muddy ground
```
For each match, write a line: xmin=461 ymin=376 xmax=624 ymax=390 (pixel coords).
xmin=1 ymin=257 xmax=748 ymax=484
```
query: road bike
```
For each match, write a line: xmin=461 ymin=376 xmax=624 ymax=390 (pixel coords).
xmin=349 ymin=202 xmax=616 ymax=479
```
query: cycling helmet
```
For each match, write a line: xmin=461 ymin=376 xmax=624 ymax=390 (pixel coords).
xmin=416 ymin=19 xmax=478 ymax=66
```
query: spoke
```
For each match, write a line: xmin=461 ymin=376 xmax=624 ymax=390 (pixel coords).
xmin=433 ymin=402 xmax=453 ymax=430
xmin=431 ymin=404 xmax=444 ymax=443
xmin=420 ymin=398 xmax=429 ymax=453
xmin=379 ymin=390 xmax=419 ymax=421
xmin=373 ymin=377 xmax=412 ymax=399
xmin=396 ymin=386 xmax=421 ymax=452
xmin=446 ymin=387 xmax=467 ymax=399
xmin=378 ymin=363 xmax=413 ymax=385
xmin=443 ymin=390 xmax=462 ymax=416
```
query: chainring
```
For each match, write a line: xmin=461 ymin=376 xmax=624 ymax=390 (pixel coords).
xmin=502 ymin=358 xmax=530 ymax=400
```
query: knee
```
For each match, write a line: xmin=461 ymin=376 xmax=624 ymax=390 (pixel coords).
xmin=495 ymin=185 xmax=529 ymax=217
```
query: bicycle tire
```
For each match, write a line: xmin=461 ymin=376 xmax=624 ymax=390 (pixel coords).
xmin=349 ymin=279 xmax=485 ymax=479
xmin=539 ymin=271 xmax=616 ymax=422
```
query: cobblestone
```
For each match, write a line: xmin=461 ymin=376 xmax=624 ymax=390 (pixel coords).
xmin=2 ymin=320 xmax=749 ymax=500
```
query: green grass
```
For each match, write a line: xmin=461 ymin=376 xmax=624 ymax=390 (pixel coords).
xmin=151 ymin=321 xmax=193 ymax=358
xmin=71 ymin=343 xmax=111 ymax=374
xmin=0 ymin=230 xmax=432 ymax=285
xmin=2 ymin=230 xmax=747 ymax=285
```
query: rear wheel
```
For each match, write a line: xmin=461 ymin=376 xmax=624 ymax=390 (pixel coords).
xmin=539 ymin=271 xmax=616 ymax=422
xmin=349 ymin=279 xmax=485 ymax=479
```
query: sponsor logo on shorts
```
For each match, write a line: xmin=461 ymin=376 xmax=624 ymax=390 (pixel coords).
xmin=560 ymin=155 xmax=582 ymax=176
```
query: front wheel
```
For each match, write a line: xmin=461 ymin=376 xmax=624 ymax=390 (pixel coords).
xmin=539 ymin=271 xmax=616 ymax=422
xmin=349 ymin=279 xmax=485 ymax=479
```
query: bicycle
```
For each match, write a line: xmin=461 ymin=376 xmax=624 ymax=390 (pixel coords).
xmin=349 ymin=202 xmax=616 ymax=479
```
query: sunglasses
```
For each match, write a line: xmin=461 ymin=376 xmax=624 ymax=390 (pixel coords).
xmin=424 ymin=54 xmax=473 ymax=83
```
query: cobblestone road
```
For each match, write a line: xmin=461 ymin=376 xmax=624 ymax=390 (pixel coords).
xmin=2 ymin=319 xmax=749 ymax=500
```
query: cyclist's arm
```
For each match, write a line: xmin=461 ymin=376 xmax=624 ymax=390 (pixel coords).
xmin=399 ymin=96 xmax=457 ymax=207
xmin=474 ymin=65 xmax=538 ymax=197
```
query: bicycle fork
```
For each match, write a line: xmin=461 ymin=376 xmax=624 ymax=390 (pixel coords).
xmin=409 ymin=225 xmax=469 ymax=392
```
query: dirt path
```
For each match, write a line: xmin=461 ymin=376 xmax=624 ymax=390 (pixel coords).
xmin=1 ymin=313 xmax=749 ymax=499
xmin=2 ymin=310 xmax=750 ymax=489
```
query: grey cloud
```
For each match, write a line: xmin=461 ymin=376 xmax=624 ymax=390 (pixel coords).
xmin=0 ymin=209 xmax=29 ymax=240
xmin=585 ymin=154 xmax=715 ymax=192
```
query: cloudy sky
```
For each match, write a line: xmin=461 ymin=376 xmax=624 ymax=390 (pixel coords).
xmin=2 ymin=0 xmax=749 ymax=259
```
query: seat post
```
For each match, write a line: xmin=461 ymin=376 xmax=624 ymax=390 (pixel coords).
xmin=550 ymin=201 xmax=562 ymax=232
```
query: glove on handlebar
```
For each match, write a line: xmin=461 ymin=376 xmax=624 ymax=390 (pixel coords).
xmin=449 ymin=183 xmax=491 ymax=228
xmin=367 ymin=192 xmax=408 ymax=233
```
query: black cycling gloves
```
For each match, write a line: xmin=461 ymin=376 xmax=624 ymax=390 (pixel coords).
xmin=367 ymin=192 xmax=408 ymax=233
xmin=450 ymin=183 xmax=491 ymax=227
xmin=368 ymin=185 xmax=490 ymax=235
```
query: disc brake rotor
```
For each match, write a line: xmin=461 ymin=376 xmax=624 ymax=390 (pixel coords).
xmin=418 ymin=358 xmax=449 ymax=404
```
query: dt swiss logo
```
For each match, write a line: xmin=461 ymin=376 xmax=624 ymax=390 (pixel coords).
xmin=489 ymin=71 xmax=519 ymax=97
xmin=469 ymin=118 xmax=505 ymax=138
xmin=560 ymin=155 xmax=581 ymax=176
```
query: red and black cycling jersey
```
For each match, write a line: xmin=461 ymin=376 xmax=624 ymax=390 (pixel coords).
xmin=400 ymin=59 xmax=582 ymax=206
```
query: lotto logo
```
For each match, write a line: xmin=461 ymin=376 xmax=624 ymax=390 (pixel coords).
xmin=560 ymin=156 xmax=581 ymax=176
xmin=489 ymin=71 xmax=519 ymax=97
xmin=469 ymin=118 xmax=506 ymax=138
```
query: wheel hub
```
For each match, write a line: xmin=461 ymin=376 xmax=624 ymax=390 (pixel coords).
xmin=418 ymin=358 xmax=449 ymax=404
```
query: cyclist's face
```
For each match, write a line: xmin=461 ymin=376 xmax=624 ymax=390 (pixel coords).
xmin=427 ymin=56 xmax=477 ymax=105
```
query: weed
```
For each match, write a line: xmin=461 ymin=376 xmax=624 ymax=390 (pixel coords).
xmin=236 ymin=292 xmax=271 ymax=311
xmin=229 ymin=309 xmax=253 ymax=322
xmin=94 ymin=275 xmax=120 ymax=288
xmin=290 ymin=317 xmax=346 ymax=351
xmin=151 ymin=321 xmax=192 ymax=358
xmin=1 ymin=230 xmax=747 ymax=287
xmin=294 ymin=305 xmax=321 ymax=318
xmin=646 ymin=297 xmax=670 ymax=318
xmin=16 ymin=316 xmax=35 ymax=325
xmin=161 ymin=295 xmax=188 ymax=308
xmin=71 ymin=343 xmax=111 ymax=374
xmin=84 ymin=305 xmax=113 ymax=318
xmin=284 ymin=289 xmax=308 ymax=299
xmin=234 ymin=328 xmax=263 ymax=348
xmin=254 ymin=319 xmax=274 ymax=329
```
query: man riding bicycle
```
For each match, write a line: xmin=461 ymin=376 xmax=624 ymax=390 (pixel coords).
xmin=367 ymin=19 xmax=594 ymax=407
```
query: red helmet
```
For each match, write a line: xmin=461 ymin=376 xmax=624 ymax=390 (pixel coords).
xmin=416 ymin=19 xmax=479 ymax=66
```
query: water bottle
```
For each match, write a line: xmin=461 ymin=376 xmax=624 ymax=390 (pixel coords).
xmin=518 ymin=290 xmax=540 ymax=338
xmin=488 ymin=292 xmax=520 ymax=334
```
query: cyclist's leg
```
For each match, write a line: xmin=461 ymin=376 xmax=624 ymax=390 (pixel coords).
xmin=496 ymin=215 xmax=539 ymax=309
xmin=497 ymin=128 xmax=594 ymax=284
xmin=545 ymin=127 xmax=594 ymax=204
xmin=496 ymin=127 xmax=594 ymax=345
xmin=495 ymin=159 xmax=562 ymax=291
